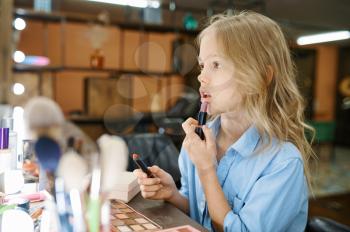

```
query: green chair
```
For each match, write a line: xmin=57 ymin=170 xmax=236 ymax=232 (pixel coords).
xmin=307 ymin=121 xmax=336 ymax=161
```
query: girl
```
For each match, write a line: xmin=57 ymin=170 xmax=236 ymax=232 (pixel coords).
xmin=134 ymin=11 xmax=314 ymax=232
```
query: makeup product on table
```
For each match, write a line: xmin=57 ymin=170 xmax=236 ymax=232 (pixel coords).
xmin=132 ymin=153 xmax=155 ymax=178
xmin=195 ymin=101 xmax=208 ymax=140
xmin=0 ymin=128 xmax=12 ymax=174
xmin=107 ymin=172 xmax=140 ymax=203
xmin=159 ymin=225 xmax=201 ymax=232
xmin=110 ymin=199 xmax=162 ymax=232
xmin=0 ymin=169 xmax=24 ymax=194
xmin=1 ymin=117 xmax=18 ymax=169
xmin=4 ymin=191 xmax=46 ymax=203
xmin=12 ymin=198 xmax=30 ymax=212
xmin=0 ymin=209 xmax=34 ymax=232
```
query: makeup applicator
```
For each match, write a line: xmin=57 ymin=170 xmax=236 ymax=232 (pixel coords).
xmin=97 ymin=134 xmax=128 ymax=231
xmin=24 ymin=97 xmax=72 ymax=232
xmin=56 ymin=146 xmax=88 ymax=232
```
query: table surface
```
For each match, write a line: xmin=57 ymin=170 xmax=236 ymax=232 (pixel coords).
xmin=128 ymin=194 xmax=209 ymax=231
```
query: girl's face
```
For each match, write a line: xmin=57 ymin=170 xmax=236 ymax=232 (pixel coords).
xmin=198 ymin=30 xmax=243 ymax=116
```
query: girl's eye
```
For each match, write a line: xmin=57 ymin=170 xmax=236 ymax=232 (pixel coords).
xmin=213 ymin=61 xmax=220 ymax=69
xmin=199 ymin=63 xmax=204 ymax=71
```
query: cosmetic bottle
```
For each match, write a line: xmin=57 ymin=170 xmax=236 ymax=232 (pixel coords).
xmin=1 ymin=117 xmax=18 ymax=170
xmin=0 ymin=128 xmax=12 ymax=174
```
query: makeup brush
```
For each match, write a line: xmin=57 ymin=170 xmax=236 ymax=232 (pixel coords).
xmin=57 ymin=149 xmax=88 ymax=232
xmin=87 ymin=155 xmax=101 ymax=232
xmin=34 ymin=136 xmax=61 ymax=174
xmin=34 ymin=137 xmax=72 ymax=232
xmin=97 ymin=134 xmax=128 ymax=193
xmin=97 ymin=135 xmax=128 ymax=231
xmin=24 ymin=97 xmax=64 ymax=191
xmin=57 ymin=149 xmax=88 ymax=192
xmin=23 ymin=97 xmax=64 ymax=141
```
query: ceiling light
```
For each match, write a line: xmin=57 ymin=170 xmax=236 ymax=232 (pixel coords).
xmin=85 ymin=0 xmax=160 ymax=8
xmin=297 ymin=31 xmax=350 ymax=45
xmin=13 ymin=18 xmax=26 ymax=30
xmin=13 ymin=83 xmax=25 ymax=95
xmin=13 ymin=51 xmax=26 ymax=63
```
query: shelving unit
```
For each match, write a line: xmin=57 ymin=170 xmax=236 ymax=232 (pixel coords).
xmin=14 ymin=8 xmax=200 ymax=35
xmin=11 ymin=8 xmax=200 ymax=140
xmin=13 ymin=64 xmax=177 ymax=76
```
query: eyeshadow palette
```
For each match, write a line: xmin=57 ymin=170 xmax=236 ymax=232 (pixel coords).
xmin=158 ymin=225 xmax=201 ymax=232
xmin=110 ymin=199 xmax=162 ymax=232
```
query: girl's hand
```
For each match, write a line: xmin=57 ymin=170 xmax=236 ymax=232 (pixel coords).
xmin=133 ymin=165 xmax=177 ymax=200
xmin=182 ymin=117 xmax=217 ymax=173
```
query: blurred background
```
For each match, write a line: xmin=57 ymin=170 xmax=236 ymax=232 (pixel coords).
xmin=0 ymin=0 xmax=349 ymax=229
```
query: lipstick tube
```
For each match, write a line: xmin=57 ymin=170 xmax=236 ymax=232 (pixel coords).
xmin=132 ymin=154 xmax=155 ymax=178
xmin=195 ymin=102 xmax=208 ymax=140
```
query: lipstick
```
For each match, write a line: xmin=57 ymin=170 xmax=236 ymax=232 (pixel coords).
xmin=195 ymin=100 xmax=208 ymax=140
xmin=132 ymin=153 xmax=155 ymax=178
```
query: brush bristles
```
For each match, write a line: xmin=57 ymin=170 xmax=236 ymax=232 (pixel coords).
xmin=24 ymin=97 xmax=64 ymax=130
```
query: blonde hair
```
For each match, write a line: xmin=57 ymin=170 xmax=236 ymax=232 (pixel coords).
xmin=198 ymin=11 xmax=315 ymax=190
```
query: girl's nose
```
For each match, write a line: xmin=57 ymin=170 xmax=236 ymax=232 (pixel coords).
xmin=197 ymin=72 xmax=209 ymax=84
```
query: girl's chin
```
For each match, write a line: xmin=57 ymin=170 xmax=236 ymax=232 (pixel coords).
xmin=206 ymin=105 xmax=216 ymax=116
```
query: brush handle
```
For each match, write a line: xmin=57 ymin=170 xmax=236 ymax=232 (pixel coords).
xmin=88 ymin=198 xmax=100 ymax=232
xmin=55 ymin=178 xmax=73 ymax=232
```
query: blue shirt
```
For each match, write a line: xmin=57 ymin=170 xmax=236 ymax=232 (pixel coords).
xmin=178 ymin=116 xmax=308 ymax=232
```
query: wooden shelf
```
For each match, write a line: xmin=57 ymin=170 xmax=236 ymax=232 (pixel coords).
xmin=13 ymin=65 xmax=178 ymax=76
xmin=68 ymin=112 xmax=182 ymax=124
xmin=14 ymin=8 xmax=200 ymax=35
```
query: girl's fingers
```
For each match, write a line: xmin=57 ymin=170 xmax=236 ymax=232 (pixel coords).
xmin=202 ymin=125 xmax=216 ymax=147
xmin=133 ymin=169 xmax=147 ymax=179
xmin=141 ymin=191 xmax=156 ymax=199
xmin=138 ymin=177 xmax=161 ymax=186
xmin=182 ymin=117 xmax=198 ymax=134
xmin=140 ymin=184 xmax=162 ymax=192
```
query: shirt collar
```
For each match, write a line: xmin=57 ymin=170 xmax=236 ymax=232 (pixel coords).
xmin=207 ymin=116 xmax=260 ymax=157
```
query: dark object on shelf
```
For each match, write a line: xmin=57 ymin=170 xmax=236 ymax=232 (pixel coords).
xmin=183 ymin=13 xmax=198 ymax=30
xmin=306 ymin=217 xmax=350 ymax=232
xmin=123 ymin=133 xmax=181 ymax=188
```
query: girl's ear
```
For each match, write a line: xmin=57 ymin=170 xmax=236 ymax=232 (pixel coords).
xmin=266 ymin=65 xmax=274 ymax=85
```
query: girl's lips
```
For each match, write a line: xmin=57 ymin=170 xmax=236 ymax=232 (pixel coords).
xmin=200 ymin=91 xmax=211 ymax=99
xmin=201 ymin=97 xmax=211 ymax=103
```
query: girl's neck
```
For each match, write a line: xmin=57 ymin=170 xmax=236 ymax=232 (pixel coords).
xmin=218 ymin=111 xmax=251 ymax=147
